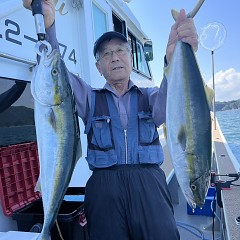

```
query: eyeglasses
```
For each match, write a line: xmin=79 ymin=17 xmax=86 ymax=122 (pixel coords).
xmin=99 ymin=47 xmax=130 ymax=61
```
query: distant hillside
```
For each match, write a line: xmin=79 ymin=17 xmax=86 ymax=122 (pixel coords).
xmin=215 ymin=99 xmax=240 ymax=112
xmin=0 ymin=106 xmax=34 ymax=127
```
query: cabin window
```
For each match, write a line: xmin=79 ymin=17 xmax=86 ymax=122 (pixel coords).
xmin=111 ymin=13 xmax=151 ymax=79
xmin=112 ymin=13 xmax=126 ymax=36
xmin=136 ymin=42 xmax=150 ymax=76
xmin=128 ymin=32 xmax=151 ymax=78
xmin=92 ymin=2 xmax=107 ymax=40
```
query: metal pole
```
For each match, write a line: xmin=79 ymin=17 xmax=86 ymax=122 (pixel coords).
xmin=211 ymin=50 xmax=216 ymax=130
xmin=0 ymin=52 xmax=36 ymax=66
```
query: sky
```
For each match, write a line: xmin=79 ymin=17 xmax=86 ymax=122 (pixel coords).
xmin=128 ymin=0 xmax=240 ymax=102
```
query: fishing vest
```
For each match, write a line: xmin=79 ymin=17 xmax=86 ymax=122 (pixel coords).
xmin=84 ymin=86 xmax=164 ymax=170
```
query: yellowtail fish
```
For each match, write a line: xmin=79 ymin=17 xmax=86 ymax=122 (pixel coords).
xmin=31 ymin=48 xmax=82 ymax=240
xmin=164 ymin=0 xmax=214 ymax=209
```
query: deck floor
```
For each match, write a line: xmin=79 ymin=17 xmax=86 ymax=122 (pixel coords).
xmin=173 ymin=187 xmax=221 ymax=240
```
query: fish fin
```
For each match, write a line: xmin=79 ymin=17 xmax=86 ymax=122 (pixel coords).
xmin=34 ymin=177 xmax=42 ymax=193
xmin=171 ymin=0 xmax=205 ymax=20
xmin=178 ymin=126 xmax=186 ymax=151
xmin=187 ymin=0 xmax=205 ymax=18
xmin=48 ymin=108 xmax=57 ymax=130
xmin=164 ymin=65 xmax=169 ymax=79
xmin=75 ymin=140 xmax=82 ymax=164
xmin=203 ymin=82 xmax=214 ymax=109
xmin=162 ymin=123 xmax=167 ymax=140
xmin=36 ymin=231 xmax=51 ymax=240
xmin=74 ymin=113 xmax=82 ymax=164
xmin=171 ymin=9 xmax=179 ymax=21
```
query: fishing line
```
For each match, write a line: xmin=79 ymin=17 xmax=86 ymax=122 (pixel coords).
xmin=212 ymin=191 xmax=217 ymax=240
xmin=176 ymin=221 xmax=205 ymax=239
xmin=211 ymin=195 xmax=221 ymax=222
xmin=210 ymin=197 xmax=224 ymax=240
xmin=231 ymin=183 xmax=240 ymax=186
xmin=56 ymin=220 xmax=65 ymax=240
xmin=176 ymin=218 xmax=221 ymax=240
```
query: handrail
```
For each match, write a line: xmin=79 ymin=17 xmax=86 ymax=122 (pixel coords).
xmin=0 ymin=52 xmax=36 ymax=66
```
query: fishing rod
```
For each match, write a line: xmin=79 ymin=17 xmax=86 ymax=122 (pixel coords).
xmin=31 ymin=0 xmax=46 ymax=41
xmin=211 ymin=172 xmax=240 ymax=186
xmin=31 ymin=0 xmax=52 ymax=55
xmin=210 ymin=171 xmax=240 ymax=208
xmin=210 ymin=171 xmax=240 ymax=237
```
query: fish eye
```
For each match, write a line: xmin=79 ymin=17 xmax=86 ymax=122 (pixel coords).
xmin=52 ymin=68 xmax=58 ymax=76
xmin=191 ymin=184 xmax=197 ymax=191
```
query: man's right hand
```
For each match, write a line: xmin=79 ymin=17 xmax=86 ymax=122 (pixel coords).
xmin=22 ymin=0 xmax=55 ymax=28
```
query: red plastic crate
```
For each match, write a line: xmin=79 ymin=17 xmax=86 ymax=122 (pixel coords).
xmin=0 ymin=142 xmax=41 ymax=216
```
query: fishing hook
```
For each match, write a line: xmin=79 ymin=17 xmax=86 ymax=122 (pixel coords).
xmin=35 ymin=40 xmax=52 ymax=57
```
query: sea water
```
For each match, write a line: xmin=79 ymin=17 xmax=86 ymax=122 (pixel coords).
xmin=216 ymin=109 xmax=240 ymax=165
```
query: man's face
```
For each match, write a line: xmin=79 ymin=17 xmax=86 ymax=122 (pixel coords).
xmin=96 ymin=38 xmax=132 ymax=85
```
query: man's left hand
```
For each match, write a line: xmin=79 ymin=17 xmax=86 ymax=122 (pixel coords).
xmin=166 ymin=9 xmax=198 ymax=63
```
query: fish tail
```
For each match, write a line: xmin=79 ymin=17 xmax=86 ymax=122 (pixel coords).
xmin=36 ymin=230 xmax=51 ymax=240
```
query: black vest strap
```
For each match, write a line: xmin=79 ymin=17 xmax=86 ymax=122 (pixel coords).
xmin=94 ymin=90 xmax=110 ymax=116
xmin=92 ymin=88 xmax=149 ymax=117
xmin=85 ymin=88 xmax=150 ymax=134
xmin=138 ymin=88 xmax=150 ymax=113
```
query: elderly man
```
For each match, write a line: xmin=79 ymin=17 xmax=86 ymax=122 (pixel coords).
xmin=23 ymin=1 xmax=198 ymax=239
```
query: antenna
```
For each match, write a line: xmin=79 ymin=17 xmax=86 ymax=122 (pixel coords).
xmin=199 ymin=22 xmax=227 ymax=130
